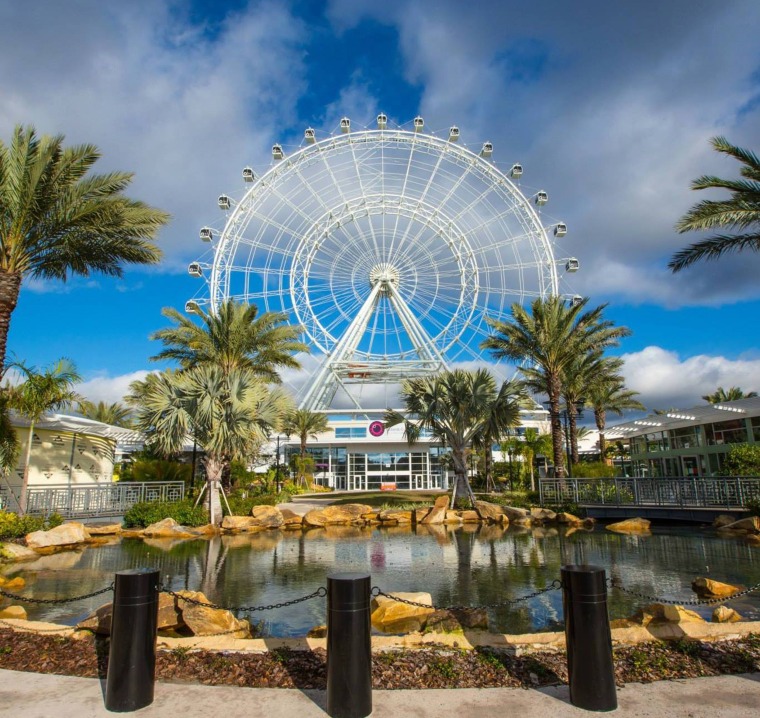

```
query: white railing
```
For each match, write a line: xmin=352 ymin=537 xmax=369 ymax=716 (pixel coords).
xmin=16 ymin=482 xmax=186 ymax=518
xmin=539 ymin=476 xmax=760 ymax=510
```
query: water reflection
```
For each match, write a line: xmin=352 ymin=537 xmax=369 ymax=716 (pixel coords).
xmin=4 ymin=525 xmax=760 ymax=636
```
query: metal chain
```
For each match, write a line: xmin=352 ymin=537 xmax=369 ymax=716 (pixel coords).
xmin=0 ymin=584 xmax=114 ymax=605
xmin=371 ymin=581 xmax=563 ymax=612
xmin=161 ymin=585 xmax=327 ymax=613
xmin=608 ymin=579 xmax=760 ymax=606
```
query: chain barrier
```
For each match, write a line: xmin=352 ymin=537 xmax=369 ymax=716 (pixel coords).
xmin=607 ymin=578 xmax=760 ymax=606
xmin=371 ymin=580 xmax=563 ymax=612
xmin=0 ymin=584 xmax=114 ymax=605
xmin=160 ymin=585 xmax=327 ymax=613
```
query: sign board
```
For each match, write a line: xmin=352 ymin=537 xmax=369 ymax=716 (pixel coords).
xmin=380 ymin=482 xmax=397 ymax=491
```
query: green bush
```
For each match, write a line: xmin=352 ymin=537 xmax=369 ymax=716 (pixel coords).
xmin=746 ymin=498 xmax=760 ymax=517
xmin=123 ymin=500 xmax=208 ymax=528
xmin=0 ymin=510 xmax=64 ymax=540
xmin=574 ymin=461 xmax=617 ymax=479
xmin=725 ymin=444 xmax=760 ymax=477
xmin=486 ymin=490 xmax=539 ymax=509
xmin=224 ymin=490 xmax=292 ymax=516
xmin=123 ymin=459 xmax=192 ymax=484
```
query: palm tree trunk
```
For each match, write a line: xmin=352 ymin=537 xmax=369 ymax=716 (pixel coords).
xmin=203 ymin=455 xmax=224 ymax=526
xmin=548 ymin=375 xmax=565 ymax=478
xmin=0 ymin=271 xmax=22 ymax=374
xmin=20 ymin=422 xmax=35 ymax=514
xmin=595 ymin=409 xmax=608 ymax=462
xmin=568 ymin=408 xmax=580 ymax=466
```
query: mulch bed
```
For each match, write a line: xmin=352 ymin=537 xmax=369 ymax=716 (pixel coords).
xmin=1 ymin=628 xmax=759 ymax=688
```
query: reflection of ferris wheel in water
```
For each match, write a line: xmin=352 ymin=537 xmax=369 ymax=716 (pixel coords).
xmin=188 ymin=115 xmax=579 ymax=410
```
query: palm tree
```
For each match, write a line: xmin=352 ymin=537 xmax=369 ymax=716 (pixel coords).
xmin=384 ymin=368 xmax=523 ymax=509
xmin=520 ymin=428 xmax=553 ymax=491
xmin=0 ymin=125 xmax=169 ymax=371
xmin=482 ymin=296 xmax=631 ymax=478
xmin=150 ymin=301 xmax=307 ymax=381
xmin=78 ymin=400 xmax=134 ymax=428
xmin=281 ymin=408 xmax=329 ymax=488
xmin=585 ymin=371 xmax=644 ymax=457
xmin=134 ymin=365 xmax=291 ymax=524
xmin=669 ymin=137 xmax=760 ymax=272
xmin=701 ymin=386 xmax=758 ymax=403
xmin=6 ymin=358 xmax=81 ymax=512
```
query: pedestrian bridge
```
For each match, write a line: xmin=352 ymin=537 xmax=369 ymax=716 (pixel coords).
xmin=539 ymin=476 xmax=760 ymax=522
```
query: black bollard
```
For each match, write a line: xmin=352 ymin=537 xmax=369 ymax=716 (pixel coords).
xmin=105 ymin=568 xmax=160 ymax=712
xmin=561 ymin=565 xmax=617 ymax=712
xmin=326 ymin=572 xmax=372 ymax=718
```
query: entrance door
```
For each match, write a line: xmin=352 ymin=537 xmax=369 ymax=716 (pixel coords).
xmin=682 ymin=455 xmax=700 ymax=477
xmin=347 ymin=474 xmax=367 ymax=491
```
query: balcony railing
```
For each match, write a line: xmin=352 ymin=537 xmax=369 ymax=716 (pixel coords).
xmin=1 ymin=481 xmax=186 ymax=519
xmin=539 ymin=476 xmax=760 ymax=510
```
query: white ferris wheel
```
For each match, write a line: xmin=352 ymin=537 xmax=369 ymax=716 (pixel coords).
xmin=188 ymin=115 xmax=579 ymax=411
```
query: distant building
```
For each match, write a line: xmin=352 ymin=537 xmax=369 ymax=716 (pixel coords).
xmin=606 ymin=397 xmax=760 ymax=477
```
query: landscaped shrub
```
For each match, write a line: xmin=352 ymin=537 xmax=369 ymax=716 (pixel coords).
xmin=123 ymin=459 xmax=192 ymax=484
xmin=725 ymin=444 xmax=760 ymax=477
xmin=574 ymin=461 xmax=617 ymax=479
xmin=486 ymin=490 xmax=539 ymax=509
xmin=123 ymin=500 xmax=208 ymax=528
xmin=224 ymin=490 xmax=292 ymax=516
xmin=0 ymin=510 xmax=64 ymax=540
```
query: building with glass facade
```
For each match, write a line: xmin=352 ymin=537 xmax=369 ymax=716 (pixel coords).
xmin=606 ymin=397 xmax=760 ymax=477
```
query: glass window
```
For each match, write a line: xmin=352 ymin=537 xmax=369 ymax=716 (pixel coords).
xmin=705 ymin=419 xmax=748 ymax=445
xmin=751 ymin=416 xmax=760 ymax=442
xmin=335 ymin=427 xmax=367 ymax=439
xmin=669 ymin=426 xmax=702 ymax=449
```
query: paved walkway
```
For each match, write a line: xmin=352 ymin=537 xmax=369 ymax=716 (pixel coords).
xmin=3 ymin=669 xmax=759 ymax=717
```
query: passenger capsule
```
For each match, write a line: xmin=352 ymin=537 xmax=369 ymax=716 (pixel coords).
xmin=242 ymin=167 xmax=255 ymax=182
xmin=377 ymin=113 xmax=387 ymax=129
xmin=448 ymin=126 xmax=460 ymax=142
xmin=566 ymin=258 xmax=580 ymax=273
xmin=570 ymin=294 xmax=583 ymax=306
xmin=272 ymin=144 xmax=284 ymax=160
xmin=185 ymin=300 xmax=201 ymax=315
xmin=480 ymin=142 xmax=493 ymax=158
xmin=510 ymin=163 xmax=523 ymax=178
xmin=340 ymin=117 xmax=351 ymax=133
xmin=304 ymin=128 xmax=315 ymax=143
xmin=218 ymin=195 xmax=230 ymax=210
xmin=554 ymin=223 xmax=567 ymax=237
xmin=535 ymin=190 xmax=548 ymax=206
xmin=413 ymin=116 xmax=424 ymax=131
xmin=199 ymin=227 xmax=213 ymax=242
xmin=188 ymin=262 xmax=203 ymax=277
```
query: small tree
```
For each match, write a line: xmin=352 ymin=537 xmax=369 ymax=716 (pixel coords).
xmin=724 ymin=444 xmax=760 ymax=477
xmin=281 ymin=408 xmax=329 ymax=488
xmin=521 ymin=428 xmax=553 ymax=491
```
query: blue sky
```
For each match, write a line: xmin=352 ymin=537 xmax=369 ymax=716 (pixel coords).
xmin=2 ymin=0 xmax=760 ymax=411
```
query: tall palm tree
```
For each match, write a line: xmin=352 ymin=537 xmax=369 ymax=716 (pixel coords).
xmin=669 ymin=137 xmax=760 ymax=272
xmin=482 ymin=296 xmax=631 ymax=478
xmin=0 ymin=125 xmax=169 ymax=371
xmin=281 ymin=408 xmax=330 ymax=488
xmin=384 ymin=368 xmax=523 ymax=509
xmin=78 ymin=400 xmax=134 ymax=428
xmin=701 ymin=386 xmax=758 ymax=403
xmin=6 ymin=358 xmax=81 ymax=512
xmin=150 ymin=301 xmax=307 ymax=381
xmin=520 ymin=428 xmax=553 ymax=491
xmin=134 ymin=365 xmax=291 ymax=524
xmin=585 ymin=371 xmax=644 ymax=457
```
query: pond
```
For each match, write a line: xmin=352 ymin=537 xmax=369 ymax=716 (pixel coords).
xmin=4 ymin=523 xmax=760 ymax=637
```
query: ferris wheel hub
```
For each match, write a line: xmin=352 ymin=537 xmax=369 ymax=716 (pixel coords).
xmin=369 ymin=263 xmax=400 ymax=293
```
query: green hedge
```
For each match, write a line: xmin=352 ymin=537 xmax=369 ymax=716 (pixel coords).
xmin=123 ymin=500 xmax=208 ymax=528
xmin=0 ymin=510 xmax=64 ymax=540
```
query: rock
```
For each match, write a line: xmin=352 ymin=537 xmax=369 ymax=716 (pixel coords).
xmin=77 ymin=593 xmax=182 ymax=635
xmin=661 ymin=605 xmax=705 ymax=623
xmin=606 ymin=518 xmax=651 ymax=535
xmin=414 ymin=508 xmax=431 ymax=524
xmin=712 ymin=514 xmax=738 ymax=528
xmin=692 ymin=577 xmax=741 ymax=599
xmin=370 ymin=592 xmax=435 ymax=633
xmin=26 ymin=522 xmax=91 ymax=549
xmin=175 ymin=590 xmax=251 ymax=638
xmin=712 ymin=606 xmax=742 ymax=623
xmin=458 ymin=510 xmax=481 ymax=522
xmin=500 ymin=505 xmax=530 ymax=521
xmin=746 ymin=534 xmax=760 ymax=546
xmin=279 ymin=508 xmax=304 ymax=528
xmin=378 ymin=510 xmax=413 ymax=524
xmin=424 ymin=608 xmax=489 ymax=632
xmin=0 ymin=542 xmax=38 ymax=562
xmin=187 ymin=524 xmax=218 ymax=536
xmin=303 ymin=504 xmax=374 ymax=527
xmin=86 ymin=523 xmax=122 ymax=536
xmin=530 ymin=507 xmax=557 ymax=521
xmin=421 ymin=495 xmax=450 ymax=525
xmin=557 ymin=512 xmax=584 ymax=525
xmin=307 ymin=624 xmax=327 ymax=638
xmin=723 ymin=516 xmax=760 ymax=533
xmin=250 ymin=505 xmax=284 ymax=528
xmin=221 ymin=516 xmax=267 ymax=533
xmin=512 ymin=517 xmax=531 ymax=527
xmin=444 ymin=510 xmax=463 ymax=524
xmin=0 ymin=576 xmax=25 ymax=590
xmin=142 ymin=518 xmax=195 ymax=538
xmin=0 ymin=605 xmax=27 ymax=620
xmin=473 ymin=501 xmax=506 ymax=523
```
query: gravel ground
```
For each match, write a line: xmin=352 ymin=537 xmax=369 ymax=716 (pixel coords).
xmin=1 ymin=628 xmax=759 ymax=689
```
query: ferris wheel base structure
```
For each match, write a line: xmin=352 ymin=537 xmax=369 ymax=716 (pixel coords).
xmin=193 ymin=118 xmax=579 ymax=412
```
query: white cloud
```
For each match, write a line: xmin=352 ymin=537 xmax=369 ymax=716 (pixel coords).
xmin=620 ymin=346 xmax=760 ymax=411
xmin=76 ymin=370 xmax=153 ymax=404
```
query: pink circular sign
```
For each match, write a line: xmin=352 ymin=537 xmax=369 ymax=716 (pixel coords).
xmin=369 ymin=420 xmax=385 ymax=437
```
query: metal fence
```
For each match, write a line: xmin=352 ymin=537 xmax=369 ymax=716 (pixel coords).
xmin=539 ymin=476 xmax=760 ymax=509
xmin=2 ymin=481 xmax=187 ymax=518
